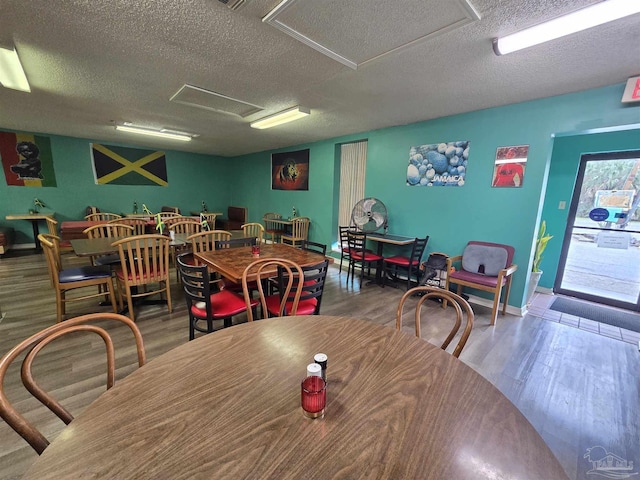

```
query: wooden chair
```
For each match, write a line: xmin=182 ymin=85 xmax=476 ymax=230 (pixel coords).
xmin=157 ymin=211 xmax=181 ymax=221
xmin=346 ymin=230 xmax=383 ymax=285
xmin=215 ymin=237 xmax=257 ymax=249
xmin=445 ymin=241 xmax=517 ymax=326
xmin=281 ymin=217 xmax=310 ymax=247
xmin=83 ymin=223 xmax=135 ymax=267
xmin=264 ymin=259 xmax=329 ymax=317
xmin=396 ymin=286 xmax=474 ymax=358
xmin=188 ymin=230 xmax=232 ymax=257
xmin=383 ymin=236 xmax=430 ymax=290
xmin=263 ymin=212 xmax=282 ymax=244
xmin=300 ymin=240 xmax=327 ymax=256
xmin=111 ymin=234 xmax=172 ymax=322
xmin=165 ymin=216 xmax=198 ymax=228
xmin=45 ymin=216 xmax=73 ymax=253
xmin=85 ymin=212 xmax=122 ymax=221
xmin=177 ymin=254 xmax=259 ymax=340
xmin=0 ymin=312 xmax=145 ymax=454
xmin=242 ymin=258 xmax=303 ymax=321
xmin=242 ymin=223 xmax=265 ymax=244
xmin=108 ymin=217 xmax=148 ymax=235
xmin=168 ymin=219 xmax=202 ymax=235
xmin=38 ymin=234 xmax=118 ymax=323
xmin=200 ymin=213 xmax=218 ymax=230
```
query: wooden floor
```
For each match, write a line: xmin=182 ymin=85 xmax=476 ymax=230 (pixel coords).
xmin=0 ymin=250 xmax=638 ymax=479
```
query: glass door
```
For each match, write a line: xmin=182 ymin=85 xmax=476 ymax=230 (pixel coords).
xmin=554 ymin=150 xmax=640 ymax=311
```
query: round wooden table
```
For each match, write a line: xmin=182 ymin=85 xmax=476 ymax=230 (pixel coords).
xmin=22 ymin=316 xmax=568 ymax=479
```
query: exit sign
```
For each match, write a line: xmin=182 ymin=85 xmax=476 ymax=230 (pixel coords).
xmin=621 ymin=76 xmax=640 ymax=103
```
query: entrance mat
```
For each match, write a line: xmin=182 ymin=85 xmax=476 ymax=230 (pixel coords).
xmin=549 ymin=297 xmax=640 ymax=333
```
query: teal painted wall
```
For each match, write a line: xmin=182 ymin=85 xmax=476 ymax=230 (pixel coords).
xmin=0 ymin=134 xmax=231 ymax=244
xmin=539 ymin=126 xmax=640 ymax=289
xmin=229 ymin=83 xmax=640 ymax=310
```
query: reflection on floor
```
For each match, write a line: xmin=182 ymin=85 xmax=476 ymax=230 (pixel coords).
xmin=527 ymin=292 xmax=640 ymax=346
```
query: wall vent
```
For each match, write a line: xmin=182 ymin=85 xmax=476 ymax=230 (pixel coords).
xmin=218 ymin=0 xmax=246 ymax=10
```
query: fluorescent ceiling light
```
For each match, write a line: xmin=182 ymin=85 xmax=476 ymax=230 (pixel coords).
xmin=0 ymin=47 xmax=31 ymax=92
xmin=493 ymin=0 xmax=640 ymax=55
xmin=115 ymin=125 xmax=193 ymax=142
xmin=250 ymin=106 xmax=310 ymax=129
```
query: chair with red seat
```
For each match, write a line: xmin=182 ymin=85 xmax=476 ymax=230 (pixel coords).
xmin=177 ymin=253 xmax=258 ymax=340
xmin=264 ymin=259 xmax=329 ymax=317
xmin=346 ymin=230 xmax=384 ymax=285
xmin=445 ymin=241 xmax=517 ymax=326
xmin=383 ymin=235 xmax=429 ymax=290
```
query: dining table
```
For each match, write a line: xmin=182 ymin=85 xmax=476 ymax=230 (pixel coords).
xmin=70 ymin=233 xmax=189 ymax=257
xmin=21 ymin=315 xmax=568 ymax=479
xmin=367 ymin=231 xmax=415 ymax=256
xmin=5 ymin=212 xmax=55 ymax=250
xmin=194 ymin=242 xmax=329 ymax=283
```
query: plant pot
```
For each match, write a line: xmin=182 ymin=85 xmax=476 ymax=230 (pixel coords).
xmin=526 ymin=271 xmax=543 ymax=306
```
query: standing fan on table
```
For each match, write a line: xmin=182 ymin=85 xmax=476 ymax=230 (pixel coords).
xmin=351 ymin=197 xmax=388 ymax=233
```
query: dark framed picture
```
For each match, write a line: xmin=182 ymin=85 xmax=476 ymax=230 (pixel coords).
xmin=271 ymin=148 xmax=309 ymax=190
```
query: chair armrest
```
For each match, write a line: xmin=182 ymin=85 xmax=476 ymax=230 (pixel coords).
xmin=446 ymin=255 xmax=463 ymax=270
xmin=502 ymin=264 xmax=518 ymax=277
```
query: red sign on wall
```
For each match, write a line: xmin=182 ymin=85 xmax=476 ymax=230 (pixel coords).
xmin=621 ymin=76 xmax=640 ymax=104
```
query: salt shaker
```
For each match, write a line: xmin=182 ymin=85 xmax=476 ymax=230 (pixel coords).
xmin=313 ymin=353 xmax=327 ymax=382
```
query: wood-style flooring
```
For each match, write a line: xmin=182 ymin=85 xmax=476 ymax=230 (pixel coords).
xmin=0 ymin=250 xmax=638 ymax=479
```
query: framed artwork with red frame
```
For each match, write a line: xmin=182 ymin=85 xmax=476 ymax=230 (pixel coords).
xmin=492 ymin=145 xmax=529 ymax=188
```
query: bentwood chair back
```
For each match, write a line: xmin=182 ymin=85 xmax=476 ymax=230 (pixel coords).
xmin=262 ymin=213 xmax=282 ymax=244
xmin=85 ymin=212 xmax=122 ymax=222
xmin=109 ymin=217 xmax=148 ymax=235
xmin=0 ymin=313 xmax=146 ymax=454
xmin=242 ymin=223 xmax=265 ymax=244
xmin=111 ymin=234 xmax=172 ymax=322
xmin=39 ymin=234 xmax=118 ymax=323
xmin=177 ymin=254 xmax=258 ymax=340
xmin=281 ymin=217 xmax=310 ymax=247
xmin=45 ymin=216 xmax=73 ymax=253
xmin=242 ymin=258 xmax=304 ymax=321
xmin=396 ymin=286 xmax=474 ymax=358
xmin=188 ymin=230 xmax=232 ymax=256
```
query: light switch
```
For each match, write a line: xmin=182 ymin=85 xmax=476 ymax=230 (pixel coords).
xmin=558 ymin=201 xmax=566 ymax=210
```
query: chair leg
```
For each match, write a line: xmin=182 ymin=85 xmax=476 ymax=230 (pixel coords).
xmin=125 ymin=286 xmax=135 ymax=322
xmin=490 ymin=289 xmax=501 ymax=326
xmin=107 ymin=279 xmax=118 ymax=314
xmin=56 ymin=290 xmax=64 ymax=323
xmin=165 ymin=280 xmax=172 ymax=313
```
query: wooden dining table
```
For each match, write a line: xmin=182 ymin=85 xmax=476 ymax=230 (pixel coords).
xmin=70 ymin=233 xmax=189 ymax=257
xmin=195 ymin=242 xmax=328 ymax=283
xmin=21 ymin=316 xmax=568 ymax=479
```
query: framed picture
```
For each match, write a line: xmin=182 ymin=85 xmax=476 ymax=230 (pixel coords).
xmin=406 ymin=141 xmax=469 ymax=187
xmin=271 ymin=148 xmax=309 ymax=190
xmin=492 ymin=145 xmax=529 ymax=188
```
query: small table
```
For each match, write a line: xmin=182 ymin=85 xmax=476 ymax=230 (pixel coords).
xmin=5 ymin=212 xmax=55 ymax=250
xmin=195 ymin=243 xmax=327 ymax=283
xmin=367 ymin=232 xmax=415 ymax=256
xmin=22 ymin=316 xmax=568 ymax=479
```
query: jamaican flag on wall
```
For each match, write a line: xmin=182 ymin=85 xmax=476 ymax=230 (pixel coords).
xmin=91 ymin=143 xmax=168 ymax=186
xmin=0 ymin=131 xmax=57 ymax=187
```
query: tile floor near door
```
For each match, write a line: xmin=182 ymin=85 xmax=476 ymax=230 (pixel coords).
xmin=527 ymin=292 xmax=640 ymax=345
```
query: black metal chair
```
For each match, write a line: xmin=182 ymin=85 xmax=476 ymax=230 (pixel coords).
xmin=383 ymin=235 xmax=430 ymax=290
xmin=264 ymin=259 xmax=329 ymax=317
xmin=346 ymin=231 xmax=384 ymax=285
xmin=300 ymin=240 xmax=327 ymax=256
xmin=177 ymin=253 xmax=258 ymax=340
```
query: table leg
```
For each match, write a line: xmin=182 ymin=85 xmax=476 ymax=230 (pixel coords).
xmin=31 ymin=220 xmax=42 ymax=250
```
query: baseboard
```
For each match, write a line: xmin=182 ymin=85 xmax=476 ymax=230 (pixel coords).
xmin=464 ymin=293 xmax=525 ymax=318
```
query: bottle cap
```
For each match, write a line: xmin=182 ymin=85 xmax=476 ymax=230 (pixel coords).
xmin=313 ymin=353 xmax=327 ymax=368
xmin=306 ymin=363 xmax=322 ymax=377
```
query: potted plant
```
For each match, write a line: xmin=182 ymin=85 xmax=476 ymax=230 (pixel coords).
xmin=526 ymin=220 xmax=553 ymax=305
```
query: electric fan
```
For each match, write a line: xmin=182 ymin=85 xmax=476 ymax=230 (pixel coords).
xmin=351 ymin=197 xmax=388 ymax=233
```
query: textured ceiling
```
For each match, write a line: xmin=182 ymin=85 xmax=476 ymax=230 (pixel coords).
xmin=0 ymin=0 xmax=638 ymax=157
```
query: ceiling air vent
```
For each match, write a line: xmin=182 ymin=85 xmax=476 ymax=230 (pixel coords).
xmin=218 ymin=0 xmax=246 ymax=10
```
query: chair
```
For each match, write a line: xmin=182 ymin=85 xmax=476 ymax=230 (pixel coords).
xmin=0 ymin=312 xmax=146 ymax=454
xmin=177 ymin=254 xmax=259 ymax=340
xmin=109 ymin=217 xmax=148 ymax=235
xmin=45 ymin=216 xmax=73 ymax=253
xmin=264 ymin=259 xmax=329 ymax=317
xmin=168 ymin=219 xmax=202 ymax=235
xmin=157 ymin=211 xmax=182 ymax=221
xmin=38 ymin=234 xmax=118 ymax=323
xmin=83 ymin=223 xmax=135 ymax=266
xmin=445 ymin=241 xmax=517 ymax=326
xmin=300 ymin=240 xmax=327 ymax=256
xmin=218 ymin=206 xmax=247 ymax=231
xmin=200 ymin=213 xmax=218 ymax=230
xmin=383 ymin=236 xmax=430 ymax=290
xmin=242 ymin=258 xmax=304 ymax=321
xmin=85 ymin=212 xmax=122 ymax=221
xmin=263 ymin=212 xmax=283 ymax=244
xmin=281 ymin=217 xmax=310 ymax=247
xmin=188 ymin=230 xmax=232 ymax=258
xmin=111 ymin=234 xmax=173 ymax=322
xmin=338 ymin=226 xmax=355 ymax=273
xmin=346 ymin=230 xmax=384 ymax=285
xmin=396 ymin=286 xmax=474 ymax=358
xmin=242 ymin=223 xmax=265 ymax=244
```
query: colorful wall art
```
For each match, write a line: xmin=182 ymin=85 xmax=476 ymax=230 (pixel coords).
xmin=91 ymin=144 xmax=168 ymax=186
xmin=406 ymin=141 xmax=469 ymax=187
xmin=271 ymin=148 xmax=309 ymax=190
xmin=492 ymin=145 xmax=529 ymax=188
xmin=0 ymin=131 xmax=57 ymax=187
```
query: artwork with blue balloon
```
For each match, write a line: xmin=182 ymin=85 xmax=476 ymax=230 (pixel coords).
xmin=406 ymin=140 xmax=470 ymax=187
